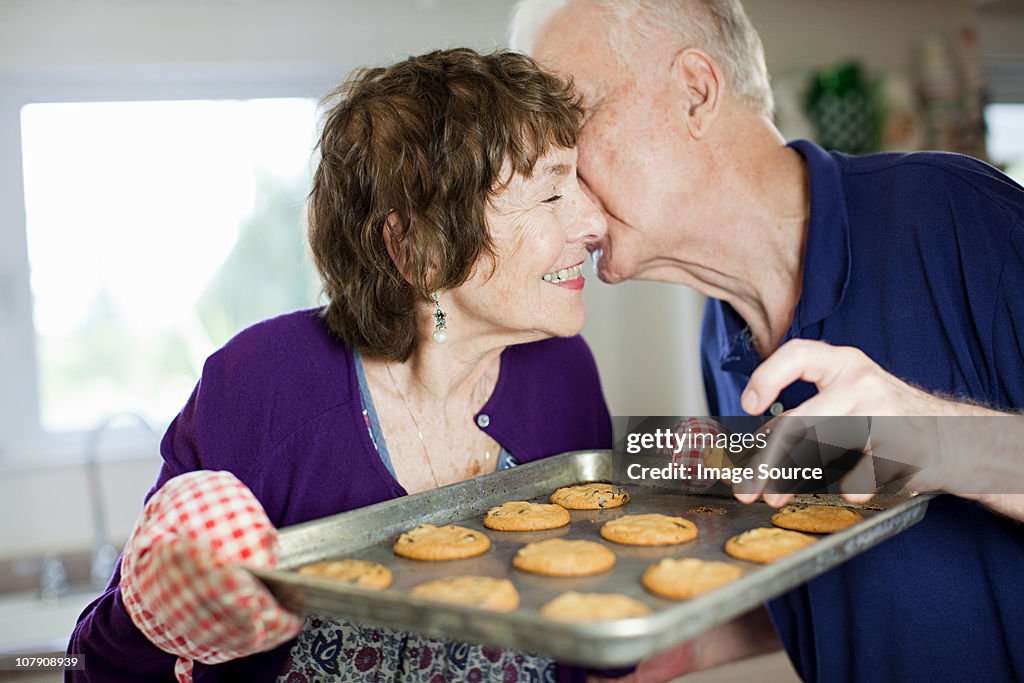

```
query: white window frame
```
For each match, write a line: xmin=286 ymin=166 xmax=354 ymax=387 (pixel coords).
xmin=0 ymin=64 xmax=343 ymax=465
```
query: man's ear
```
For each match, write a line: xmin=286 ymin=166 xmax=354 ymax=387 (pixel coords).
xmin=671 ymin=48 xmax=722 ymax=139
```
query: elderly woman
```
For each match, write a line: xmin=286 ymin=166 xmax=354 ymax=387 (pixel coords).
xmin=68 ymin=48 xmax=611 ymax=682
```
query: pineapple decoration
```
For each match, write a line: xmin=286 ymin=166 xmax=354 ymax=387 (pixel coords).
xmin=805 ymin=62 xmax=882 ymax=155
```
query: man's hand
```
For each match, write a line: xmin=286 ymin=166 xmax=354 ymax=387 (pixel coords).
xmin=740 ymin=339 xmax=974 ymax=418
xmin=734 ymin=339 xmax=1024 ymax=522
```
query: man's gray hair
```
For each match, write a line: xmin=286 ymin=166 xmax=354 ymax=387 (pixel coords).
xmin=510 ymin=0 xmax=774 ymax=117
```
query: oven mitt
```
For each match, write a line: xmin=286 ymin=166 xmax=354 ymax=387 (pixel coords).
xmin=664 ymin=417 xmax=729 ymax=490
xmin=119 ymin=470 xmax=303 ymax=683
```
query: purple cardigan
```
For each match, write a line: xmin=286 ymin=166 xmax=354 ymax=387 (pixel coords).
xmin=67 ymin=309 xmax=613 ymax=682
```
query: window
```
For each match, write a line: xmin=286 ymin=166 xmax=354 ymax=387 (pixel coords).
xmin=3 ymin=96 xmax=321 ymax=456
xmin=985 ymin=103 xmax=1024 ymax=184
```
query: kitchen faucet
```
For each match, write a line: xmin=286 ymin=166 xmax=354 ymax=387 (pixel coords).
xmin=83 ymin=411 xmax=159 ymax=589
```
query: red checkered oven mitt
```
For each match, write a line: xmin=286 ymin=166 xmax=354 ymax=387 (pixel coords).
xmin=662 ymin=417 xmax=728 ymax=491
xmin=120 ymin=471 xmax=303 ymax=683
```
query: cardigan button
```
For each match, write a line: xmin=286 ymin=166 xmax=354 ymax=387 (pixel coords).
xmin=769 ymin=402 xmax=785 ymax=417
xmin=476 ymin=414 xmax=491 ymax=428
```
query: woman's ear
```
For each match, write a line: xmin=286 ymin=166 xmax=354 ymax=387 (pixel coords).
xmin=671 ymin=48 xmax=722 ymax=139
xmin=383 ymin=210 xmax=440 ymax=292
xmin=382 ymin=210 xmax=412 ymax=282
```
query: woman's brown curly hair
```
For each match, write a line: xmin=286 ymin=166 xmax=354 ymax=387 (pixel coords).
xmin=307 ymin=48 xmax=582 ymax=361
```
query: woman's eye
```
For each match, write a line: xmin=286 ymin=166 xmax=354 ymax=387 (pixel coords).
xmin=543 ymin=195 xmax=563 ymax=204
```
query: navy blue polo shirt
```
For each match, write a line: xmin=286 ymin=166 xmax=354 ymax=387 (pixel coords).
xmin=702 ymin=140 xmax=1024 ymax=682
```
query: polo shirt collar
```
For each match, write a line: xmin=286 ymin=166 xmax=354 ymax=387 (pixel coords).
xmin=789 ymin=139 xmax=852 ymax=328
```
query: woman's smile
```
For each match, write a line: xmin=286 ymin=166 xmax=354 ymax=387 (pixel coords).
xmin=541 ymin=260 xmax=586 ymax=289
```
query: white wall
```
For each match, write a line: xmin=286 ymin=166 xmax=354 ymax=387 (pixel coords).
xmin=0 ymin=0 xmax=517 ymax=71
xmin=1 ymin=0 xmax=1021 ymax=561
xmin=977 ymin=4 xmax=1024 ymax=102
xmin=0 ymin=456 xmax=162 ymax=561
xmin=747 ymin=0 xmax=974 ymax=76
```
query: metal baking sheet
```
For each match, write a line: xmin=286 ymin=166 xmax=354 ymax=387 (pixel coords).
xmin=251 ymin=450 xmax=931 ymax=667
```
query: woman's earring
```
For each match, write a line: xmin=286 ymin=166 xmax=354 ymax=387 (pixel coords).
xmin=431 ymin=292 xmax=448 ymax=344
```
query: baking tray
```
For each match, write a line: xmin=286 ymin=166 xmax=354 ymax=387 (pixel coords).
xmin=251 ymin=450 xmax=932 ymax=667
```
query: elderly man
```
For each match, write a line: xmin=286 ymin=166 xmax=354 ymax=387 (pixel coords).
xmin=512 ymin=1 xmax=1024 ymax=681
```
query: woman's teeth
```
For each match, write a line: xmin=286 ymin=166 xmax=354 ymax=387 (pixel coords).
xmin=542 ymin=264 xmax=582 ymax=283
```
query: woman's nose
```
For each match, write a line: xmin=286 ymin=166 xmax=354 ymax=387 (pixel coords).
xmin=570 ymin=182 xmax=608 ymax=245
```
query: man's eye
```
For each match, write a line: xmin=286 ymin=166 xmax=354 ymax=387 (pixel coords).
xmin=543 ymin=195 xmax=563 ymax=204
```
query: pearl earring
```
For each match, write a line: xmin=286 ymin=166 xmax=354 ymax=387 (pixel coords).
xmin=431 ymin=292 xmax=448 ymax=344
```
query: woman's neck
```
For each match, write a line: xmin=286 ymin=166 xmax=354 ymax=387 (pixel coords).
xmin=362 ymin=299 xmax=512 ymax=413
xmin=388 ymin=339 xmax=504 ymax=412
xmin=360 ymin=326 xmax=507 ymax=493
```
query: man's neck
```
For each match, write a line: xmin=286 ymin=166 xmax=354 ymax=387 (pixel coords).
xmin=670 ymin=120 xmax=810 ymax=358
xmin=739 ymin=141 xmax=810 ymax=358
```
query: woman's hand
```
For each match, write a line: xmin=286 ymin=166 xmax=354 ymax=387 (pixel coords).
xmin=587 ymin=642 xmax=695 ymax=682
xmin=587 ymin=607 xmax=783 ymax=683
xmin=119 ymin=471 xmax=303 ymax=682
